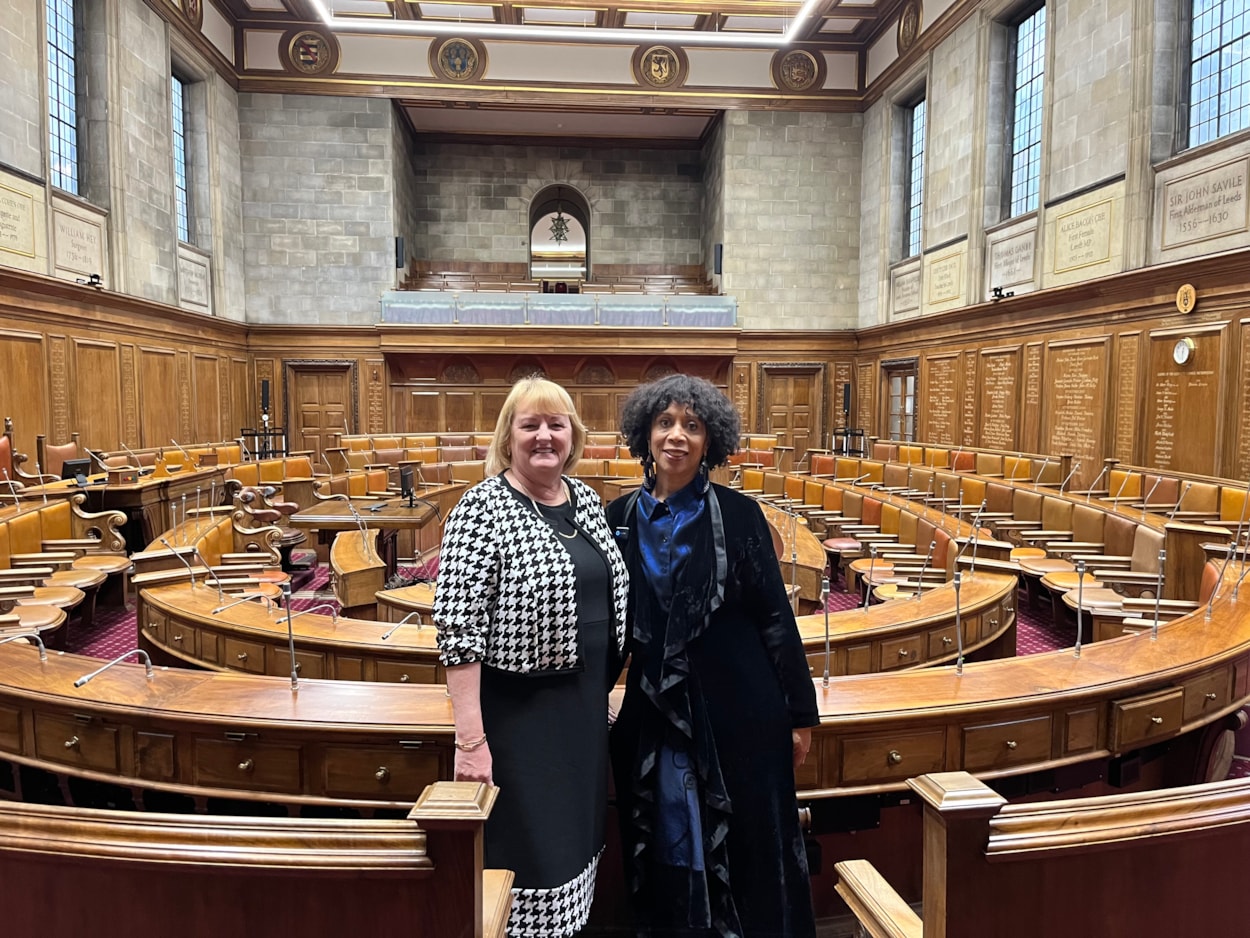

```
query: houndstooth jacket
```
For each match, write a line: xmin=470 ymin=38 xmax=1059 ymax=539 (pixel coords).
xmin=434 ymin=473 xmax=628 ymax=673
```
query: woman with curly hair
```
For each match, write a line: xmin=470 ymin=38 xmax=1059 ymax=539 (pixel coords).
xmin=607 ymin=373 xmax=818 ymax=938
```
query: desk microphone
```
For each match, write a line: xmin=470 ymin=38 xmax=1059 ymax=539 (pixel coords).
xmin=1109 ymin=470 xmax=1132 ymax=505
xmin=1058 ymin=460 xmax=1081 ymax=494
xmin=1 ymin=468 xmax=21 ymax=504
xmin=1166 ymin=482 xmax=1192 ymax=522
xmin=170 ymin=438 xmax=197 ymax=467
xmin=1140 ymin=475 xmax=1165 ymax=520
xmin=1032 ymin=456 xmax=1052 ymax=486
xmin=120 ymin=442 xmax=151 ymax=474
xmin=1084 ymin=464 xmax=1110 ymax=504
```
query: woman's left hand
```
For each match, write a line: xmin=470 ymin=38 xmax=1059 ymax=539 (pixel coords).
xmin=792 ymin=727 xmax=812 ymax=770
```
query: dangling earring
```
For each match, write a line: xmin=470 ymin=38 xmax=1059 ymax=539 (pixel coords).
xmin=643 ymin=453 xmax=657 ymax=488
xmin=697 ymin=458 xmax=710 ymax=493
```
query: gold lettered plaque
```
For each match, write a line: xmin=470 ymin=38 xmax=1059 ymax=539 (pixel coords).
xmin=632 ymin=44 xmax=687 ymax=90
xmin=430 ymin=37 xmax=487 ymax=83
xmin=897 ymin=0 xmax=922 ymax=54
xmin=1176 ymin=283 xmax=1197 ymax=314
xmin=279 ymin=28 xmax=340 ymax=77
xmin=772 ymin=49 xmax=824 ymax=93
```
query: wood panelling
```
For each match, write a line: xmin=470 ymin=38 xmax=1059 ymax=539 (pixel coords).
xmin=1043 ymin=338 xmax=1107 ymax=490
xmin=230 ymin=357 xmax=250 ymax=441
xmin=1236 ymin=321 xmax=1250 ymax=480
xmin=1113 ymin=332 xmax=1141 ymax=468
xmin=0 ymin=329 xmax=47 ymax=456
xmin=979 ymin=347 xmax=1020 ymax=451
xmin=137 ymin=347 xmax=179 ymax=448
xmin=192 ymin=354 xmax=220 ymax=442
xmin=922 ymin=353 xmax=959 ymax=445
xmin=1145 ymin=324 xmax=1226 ymax=475
xmin=73 ymin=340 xmax=121 ymax=452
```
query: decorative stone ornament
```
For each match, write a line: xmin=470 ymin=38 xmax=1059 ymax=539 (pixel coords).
xmin=430 ymin=37 xmax=487 ymax=83
xmin=181 ymin=0 xmax=203 ymax=31
xmin=772 ymin=48 xmax=824 ymax=93
xmin=897 ymin=0 xmax=922 ymax=54
xmin=279 ymin=28 xmax=340 ymax=76
xmin=632 ymin=44 xmax=687 ymax=89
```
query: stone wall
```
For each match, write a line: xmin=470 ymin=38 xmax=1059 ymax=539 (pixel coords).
xmin=410 ymin=141 xmax=704 ymax=268
xmin=0 ymin=0 xmax=42 ymax=179
xmin=209 ymin=71 xmax=246 ymax=321
xmin=701 ymin=117 xmax=726 ymax=289
xmin=720 ymin=111 xmax=862 ymax=330
xmin=391 ymin=106 xmax=423 ymax=277
xmin=237 ymin=94 xmax=397 ymax=325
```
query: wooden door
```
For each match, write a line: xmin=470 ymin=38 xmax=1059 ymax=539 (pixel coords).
xmin=760 ymin=364 xmax=823 ymax=462
xmin=289 ymin=366 xmax=352 ymax=461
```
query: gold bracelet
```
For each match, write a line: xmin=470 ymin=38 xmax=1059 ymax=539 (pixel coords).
xmin=454 ymin=733 xmax=488 ymax=752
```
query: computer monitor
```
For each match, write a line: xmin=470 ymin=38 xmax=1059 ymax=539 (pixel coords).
xmin=400 ymin=465 xmax=415 ymax=507
xmin=61 ymin=457 xmax=92 ymax=483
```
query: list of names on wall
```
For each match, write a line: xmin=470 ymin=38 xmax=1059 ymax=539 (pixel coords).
xmin=1238 ymin=331 xmax=1250 ymax=479
xmin=1046 ymin=344 xmax=1104 ymax=470
xmin=961 ymin=350 xmax=978 ymax=446
xmin=1149 ymin=353 xmax=1218 ymax=474
xmin=925 ymin=356 xmax=958 ymax=444
xmin=1113 ymin=336 xmax=1139 ymax=463
xmin=979 ymin=351 xmax=1018 ymax=449
xmin=857 ymin=363 xmax=873 ymax=431
xmin=1150 ymin=373 xmax=1180 ymax=468
xmin=1053 ymin=200 xmax=1112 ymax=273
xmin=0 ymin=184 xmax=35 ymax=257
xmin=1162 ymin=157 xmax=1248 ymax=249
xmin=1023 ymin=343 xmax=1043 ymax=449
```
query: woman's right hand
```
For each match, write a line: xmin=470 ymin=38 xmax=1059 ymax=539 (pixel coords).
xmin=454 ymin=742 xmax=493 ymax=784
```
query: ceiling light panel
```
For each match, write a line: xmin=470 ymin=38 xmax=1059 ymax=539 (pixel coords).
xmin=521 ymin=7 xmax=600 ymax=26
xmin=417 ymin=2 xmax=498 ymax=21
xmin=819 ymin=16 xmax=863 ymax=31
xmin=621 ymin=11 xmax=699 ymax=29
xmin=721 ymin=15 xmax=790 ymax=31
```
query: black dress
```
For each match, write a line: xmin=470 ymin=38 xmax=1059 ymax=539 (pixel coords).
xmin=480 ymin=494 xmax=614 ymax=937
xmin=607 ymin=483 xmax=819 ymax=938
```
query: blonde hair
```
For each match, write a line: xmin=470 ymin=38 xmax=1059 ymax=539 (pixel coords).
xmin=485 ymin=376 xmax=586 ymax=477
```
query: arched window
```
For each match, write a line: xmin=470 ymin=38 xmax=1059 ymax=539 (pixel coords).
xmin=529 ymin=185 xmax=590 ymax=286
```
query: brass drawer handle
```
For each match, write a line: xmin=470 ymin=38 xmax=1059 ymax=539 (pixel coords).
xmin=1005 ymin=740 xmax=1017 ymax=750
xmin=1205 ymin=692 xmax=1218 ymax=701
xmin=990 ymin=617 xmax=999 ymax=628
xmin=375 ymin=766 xmax=389 ymax=782
xmin=238 ymin=758 xmax=255 ymax=772
xmin=399 ymin=673 xmax=411 ymax=683
xmin=898 ymin=649 xmax=909 ymax=658
xmin=172 ymin=634 xmax=183 ymax=643
xmin=1150 ymin=716 xmax=1164 ymax=725
xmin=295 ymin=662 xmax=302 ymax=673
xmin=941 ymin=636 xmax=952 ymax=645
xmin=887 ymin=750 xmax=902 ymax=765
xmin=236 ymin=652 xmax=248 ymax=662
xmin=64 ymin=736 xmax=80 ymax=750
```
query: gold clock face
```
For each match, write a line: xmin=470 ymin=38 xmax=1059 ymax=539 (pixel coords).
xmin=1173 ymin=337 xmax=1195 ymax=366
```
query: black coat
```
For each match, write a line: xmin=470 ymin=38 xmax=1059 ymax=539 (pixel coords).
xmin=607 ymin=483 xmax=819 ymax=938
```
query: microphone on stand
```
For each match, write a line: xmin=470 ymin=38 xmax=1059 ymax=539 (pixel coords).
xmin=1109 ymin=470 xmax=1132 ymax=505
xmin=952 ymin=501 xmax=987 ymax=574
xmin=281 ymin=583 xmax=299 ymax=691
xmin=170 ymin=438 xmax=197 ymax=468
xmin=820 ymin=570 xmax=831 ymax=688
xmin=158 ymin=537 xmax=203 ymax=589
xmin=912 ymin=539 xmax=938 ymax=600
xmin=1140 ymin=476 xmax=1165 ymax=520
xmin=1032 ymin=456 xmax=1052 ymax=486
xmin=1 ymin=468 xmax=22 ymax=504
xmin=1084 ymin=464 xmax=1110 ymax=503
xmin=88 ymin=449 xmax=112 ymax=475
xmin=861 ymin=544 xmax=878 ymax=611
xmin=1167 ymin=482 xmax=1194 ymax=522
xmin=1058 ymin=460 xmax=1081 ymax=494
xmin=953 ymin=571 xmax=965 ymax=674
xmin=382 ymin=611 xmax=423 ymax=640
xmin=34 ymin=462 xmax=48 ymax=503
xmin=119 ymin=442 xmax=149 ymax=473
xmin=74 ymin=649 xmax=156 ymax=687
xmin=190 ymin=547 xmax=226 ymax=602
xmin=1009 ymin=453 xmax=1025 ymax=482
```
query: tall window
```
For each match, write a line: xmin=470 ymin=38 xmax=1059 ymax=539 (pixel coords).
xmin=46 ymin=0 xmax=80 ymax=194
xmin=904 ymin=97 xmax=926 ymax=258
xmin=171 ymin=74 xmax=192 ymax=243
xmin=1187 ymin=0 xmax=1250 ymax=147
xmin=1007 ymin=5 xmax=1046 ymax=216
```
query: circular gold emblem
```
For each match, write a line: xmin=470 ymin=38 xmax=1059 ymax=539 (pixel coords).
xmin=897 ymin=0 xmax=922 ymax=54
xmin=772 ymin=49 xmax=823 ymax=93
xmin=633 ymin=45 xmax=686 ymax=89
xmin=182 ymin=0 xmax=203 ymax=30
xmin=280 ymin=29 xmax=339 ymax=76
xmin=432 ymin=38 xmax=485 ymax=83
xmin=1175 ymin=283 xmax=1197 ymax=314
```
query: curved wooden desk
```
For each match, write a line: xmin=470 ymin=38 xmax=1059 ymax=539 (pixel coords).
xmin=138 ymin=582 xmax=444 ymax=683
xmin=758 ymin=500 xmax=826 ymax=606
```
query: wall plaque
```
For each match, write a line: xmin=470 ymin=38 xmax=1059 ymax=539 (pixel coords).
xmin=429 ymin=37 xmax=487 ymax=83
xmin=1113 ymin=333 xmax=1140 ymax=465
xmin=923 ymin=354 xmax=958 ymax=444
xmin=926 ymin=252 xmax=962 ymax=304
xmin=892 ymin=268 xmax=920 ymax=313
xmin=1053 ymin=199 xmax=1112 ymax=273
xmin=1239 ymin=327 xmax=1250 ymax=480
xmin=979 ymin=349 xmax=1019 ymax=450
xmin=279 ymin=28 xmax=340 ymax=76
xmin=771 ymin=49 xmax=824 ymax=93
xmin=53 ymin=211 xmax=102 ymax=275
xmin=0 ymin=184 xmax=36 ymax=258
xmin=1045 ymin=341 xmax=1105 ymax=480
xmin=897 ymin=0 xmax=922 ymax=54
xmin=632 ymin=44 xmax=688 ymax=89
xmin=1022 ymin=342 xmax=1043 ymax=452
xmin=1145 ymin=330 xmax=1221 ymax=474
xmin=988 ymin=230 xmax=1035 ymax=288
xmin=1162 ymin=157 xmax=1248 ymax=249
xmin=178 ymin=253 xmax=210 ymax=309
xmin=961 ymin=349 xmax=977 ymax=446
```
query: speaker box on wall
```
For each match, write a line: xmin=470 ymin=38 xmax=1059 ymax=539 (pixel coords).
xmin=842 ymin=384 xmax=851 ymax=413
xmin=713 ymin=243 xmax=723 ymax=275
xmin=395 ymin=236 xmax=405 ymax=270
xmin=261 ymin=379 xmax=270 ymax=413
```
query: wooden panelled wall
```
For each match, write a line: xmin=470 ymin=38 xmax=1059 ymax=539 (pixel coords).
xmin=2 ymin=250 xmax=1249 ymax=482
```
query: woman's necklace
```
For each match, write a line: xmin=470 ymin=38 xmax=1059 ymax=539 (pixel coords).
xmin=519 ymin=476 xmax=578 ymax=539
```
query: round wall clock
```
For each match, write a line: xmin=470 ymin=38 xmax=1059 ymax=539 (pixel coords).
xmin=1172 ymin=336 xmax=1195 ymax=366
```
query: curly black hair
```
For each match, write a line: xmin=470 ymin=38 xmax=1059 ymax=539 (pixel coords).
xmin=619 ymin=374 xmax=741 ymax=469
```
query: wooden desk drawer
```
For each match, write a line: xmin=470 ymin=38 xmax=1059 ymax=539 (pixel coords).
xmin=1109 ymin=688 xmax=1184 ymax=752
xmin=165 ymin=624 xmax=197 ymax=657
xmin=140 ymin=609 xmax=165 ymax=644
xmin=841 ymin=729 xmax=945 ymax=785
xmin=1183 ymin=667 xmax=1231 ymax=722
xmin=34 ymin=713 xmax=119 ymax=772
xmin=375 ymin=659 xmax=439 ymax=684
xmin=290 ymin=649 xmax=327 ymax=680
xmin=222 ymin=636 xmax=267 ymax=674
xmin=927 ymin=623 xmax=960 ymax=659
xmin=193 ymin=738 xmax=302 ymax=793
xmin=322 ymin=743 xmax=445 ymax=799
xmin=880 ymin=634 xmax=925 ymax=670
xmin=962 ymin=714 xmax=1052 ymax=772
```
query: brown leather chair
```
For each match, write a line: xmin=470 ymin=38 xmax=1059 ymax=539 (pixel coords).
xmin=36 ymin=432 xmax=82 ymax=478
